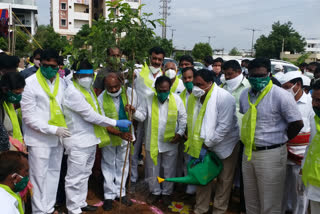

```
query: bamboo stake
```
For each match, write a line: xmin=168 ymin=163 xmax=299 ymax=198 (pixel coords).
xmin=119 ymin=66 xmax=135 ymax=211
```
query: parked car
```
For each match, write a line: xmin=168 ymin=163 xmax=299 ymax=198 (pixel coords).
xmin=270 ymin=59 xmax=299 ymax=74
xmin=194 ymin=61 xmax=205 ymax=70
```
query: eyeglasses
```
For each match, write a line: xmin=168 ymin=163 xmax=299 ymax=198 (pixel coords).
xmin=42 ymin=64 xmax=58 ymax=69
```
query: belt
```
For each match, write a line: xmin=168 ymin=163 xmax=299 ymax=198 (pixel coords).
xmin=254 ymin=143 xmax=285 ymax=151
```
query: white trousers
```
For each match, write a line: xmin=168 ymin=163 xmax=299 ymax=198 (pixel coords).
xmin=242 ymin=144 xmax=287 ymax=214
xmin=282 ymin=164 xmax=308 ymax=214
xmin=64 ymin=145 xmax=96 ymax=214
xmin=28 ymin=145 xmax=64 ymax=214
xmin=101 ymin=142 xmax=129 ymax=200
xmin=145 ymin=149 xmax=178 ymax=195
xmin=131 ymin=121 xmax=144 ymax=182
xmin=310 ymin=200 xmax=320 ymax=214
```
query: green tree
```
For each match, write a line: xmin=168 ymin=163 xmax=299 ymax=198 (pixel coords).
xmin=151 ymin=36 xmax=174 ymax=57
xmin=192 ymin=42 xmax=213 ymax=61
xmin=255 ymin=21 xmax=306 ymax=59
xmin=229 ymin=47 xmax=242 ymax=56
xmin=0 ymin=37 xmax=7 ymax=51
xmin=34 ymin=25 xmax=69 ymax=53
xmin=174 ymin=50 xmax=185 ymax=62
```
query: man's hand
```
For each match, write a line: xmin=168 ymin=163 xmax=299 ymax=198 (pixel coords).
xmin=120 ymin=132 xmax=133 ymax=141
xmin=170 ymin=133 xmax=182 ymax=144
xmin=125 ymin=104 xmax=136 ymax=114
xmin=56 ymin=127 xmax=72 ymax=138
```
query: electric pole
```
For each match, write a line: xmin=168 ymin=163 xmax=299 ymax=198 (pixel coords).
xmin=245 ymin=28 xmax=261 ymax=56
xmin=202 ymin=35 xmax=215 ymax=47
xmin=160 ymin=0 xmax=171 ymax=39
xmin=171 ymin=28 xmax=176 ymax=41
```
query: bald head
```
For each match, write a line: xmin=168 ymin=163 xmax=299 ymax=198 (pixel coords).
xmin=164 ymin=62 xmax=177 ymax=71
xmin=104 ymin=72 xmax=121 ymax=93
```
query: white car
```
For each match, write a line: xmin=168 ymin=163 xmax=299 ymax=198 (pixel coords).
xmin=271 ymin=59 xmax=299 ymax=74
xmin=194 ymin=61 xmax=205 ymax=70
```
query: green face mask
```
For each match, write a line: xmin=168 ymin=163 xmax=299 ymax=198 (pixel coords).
xmin=184 ymin=82 xmax=193 ymax=92
xmin=157 ymin=92 xmax=170 ymax=103
xmin=6 ymin=91 xmax=22 ymax=104
xmin=313 ymin=107 xmax=320 ymax=118
xmin=40 ymin=66 xmax=59 ymax=79
xmin=248 ymin=76 xmax=270 ymax=92
xmin=13 ymin=175 xmax=29 ymax=193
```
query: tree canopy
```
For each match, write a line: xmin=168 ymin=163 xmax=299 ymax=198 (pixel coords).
xmin=192 ymin=43 xmax=213 ymax=61
xmin=254 ymin=21 xmax=306 ymax=59
xmin=229 ymin=47 xmax=242 ymax=56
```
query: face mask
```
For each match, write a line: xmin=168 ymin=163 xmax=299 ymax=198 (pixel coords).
xmin=206 ymin=65 xmax=213 ymax=71
xmin=78 ymin=77 xmax=93 ymax=89
xmin=178 ymin=68 xmax=183 ymax=75
xmin=220 ymin=74 xmax=226 ymax=85
xmin=33 ymin=59 xmax=40 ymax=68
xmin=305 ymin=71 xmax=314 ymax=79
xmin=157 ymin=92 xmax=170 ymax=103
xmin=192 ymin=86 xmax=205 ymax=98
xmin=6 ymin=91 xmax=22 ymax=104
xmin=165 ymin=69 xmax=177 ymax=79
xmin=40 ymin=66 xmax=59 ymax=79
xmin=314 ymin=107 xmax=320 ymax=118
xmin=107 ymin=87 xmax=122 ymax=98
xmin=248 ymin=76 xmax=270 ymax=92
xmin=149 ymin=66 xmax=161 ymax=74
xmin=226 ymin=74 xmax=243 ymax=92
xmin=286 ymin=83 xmax=300 ymax=97
xmin=13 ymin=174 xmax=29 ymax=193
xmin=184 ymin=82 xmax=193 ymax=92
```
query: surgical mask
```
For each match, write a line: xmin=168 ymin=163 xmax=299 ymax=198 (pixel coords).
xmin=206 ymin=65 xmax=213 ymax=71
xmin=165 ymin=69 xmax=177 ymax=79
xmin=33 ymin=59 xmax=40 ymax=68
xmin=184 ymin=82 xmax=193 ymax=91
xmin=78 ymin=77 xmax=93 ymax=89
xmin=314 ymin=107 xmax=320 ymax=118
xmin=12 ymin=173 xmax=29 ymax=193
xmin=192 ymin=84 xmax=212 ymax=98
xmin=286 ymin=83 xmax=300 ymax=97
xmin=226 ymin=74 xmax=243 ymax=92
xmin=305 ymin=71 xmax=314 ymax=79
xmin=149 ymin=66 xmax=161 ymax=74
xmin=220 ymin=74 xmax=226 ymax=85
xmin=107 ymin=87 xmax=122 ymax=98
xmin=248 ymin=76 xmax=270 ymax=92
xmin=157 ymin=92 xmax=170 ymax=103
xmin=6 ymin=91 xmax=22 ymax=104
xmin=40 ymin=66 xmax=59 ymax=79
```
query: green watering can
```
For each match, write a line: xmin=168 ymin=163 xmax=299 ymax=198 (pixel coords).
xmin=158 ymin=152 xmax=223 ymax=186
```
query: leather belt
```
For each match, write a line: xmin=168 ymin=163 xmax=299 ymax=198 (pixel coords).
xmin=254 ymin=143 xmax=285 ymax=151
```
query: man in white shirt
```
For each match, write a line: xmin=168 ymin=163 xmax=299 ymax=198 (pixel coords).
xmin=163 ymin=61 xmax=185 ymax=95
xmin=222 ymin=60 xmax=250 ymax=213
xmin=0 ymin=151 xmax=29 ymax=214
xmin=62 ymin=60 xmax=131 ymax=214
xmin=280 ymin=71 xmax=314 ymax=214
xmin=239 ymin=58 xmax=303 ymax=214
xmin=187 ymin=69 xmax=240 ymax=214
xmin=142 ymin=76 xmax=187 ymax=205
xmin=97 ymin=72 xmax=145 ymax=211
xmin=131 ymin=47 xmax=165 ymax=190
xmin=274 ymin=64 xmax=285 ymax=81
xmin=21 ymin=49 xmax=71 ymax=214
xmin=301 ymin=80 xmax=320 ymax=214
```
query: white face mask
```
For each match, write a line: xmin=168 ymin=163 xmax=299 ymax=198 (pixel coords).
xmin=165 ymin=69 xmax=177 ymax=79
xmin=78 ymin=77 xmax=93 ymax=89
xmin=107 ymin=87 xmax=122 ymax=98
xmin=192 ymin=83 xmax=212 ymax=98
xmin=220 ymin=74 xmax=226 ymax=85
xmin=33 ymin=59 xmax=40 ymax=68
xmin=149 ymin=66 xmax=161 ymax=74
xmin=226 ymin=73 xmax=243 ymax=92
xmin=286 ymin=83 xmax=300 ymax=97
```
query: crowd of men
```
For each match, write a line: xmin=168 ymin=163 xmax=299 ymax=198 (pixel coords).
xmin=0 ymin=46 xmax=320 ymax=214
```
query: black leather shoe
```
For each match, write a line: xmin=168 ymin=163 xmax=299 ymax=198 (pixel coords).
xmin=115 ymin=196 xmax=133 ymax=206
xmin=81 ymin=205 xmax=98 ymax=212
xmin=102 ymin=199 xmax=113 ymax=211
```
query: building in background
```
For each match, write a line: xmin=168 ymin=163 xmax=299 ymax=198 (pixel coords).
xmin=51 ymin=0 xmax=141 ymax=38
xmin=0 ymin=0 xmax=38 ymax=35
xmin=305 ymin=38 xmax=320 ymax=54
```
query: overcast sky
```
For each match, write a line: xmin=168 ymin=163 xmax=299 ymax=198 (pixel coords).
xmin=38 ymin=0 xmax=320 ymax=51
